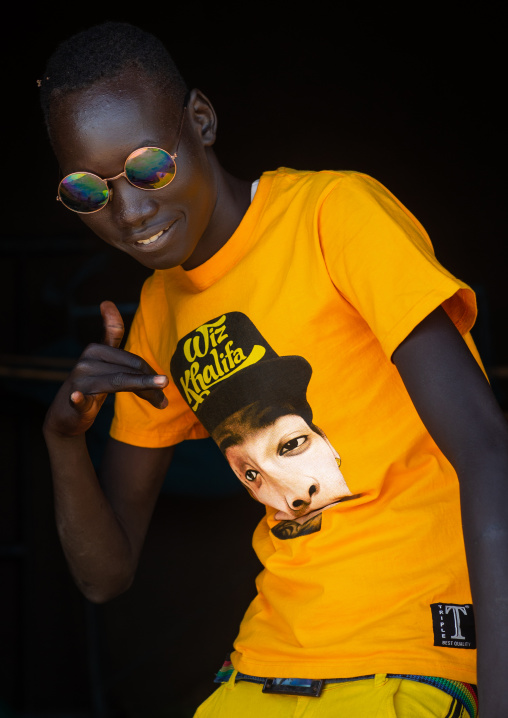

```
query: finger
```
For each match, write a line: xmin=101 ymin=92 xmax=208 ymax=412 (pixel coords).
xmin=73 ymin=372 xmax=168 ymax=398
xmin=135 ymin=387 xmax=169 ymax=409
xmin=100 ymin=300 xmax=124 ymax=349
xmin=82 ymin=344 xmax=161 ymax=375
xmin=142 ymin=375 xmax=168 ymax=408
xmin=69 ymin=390 xmax=97 ymax=414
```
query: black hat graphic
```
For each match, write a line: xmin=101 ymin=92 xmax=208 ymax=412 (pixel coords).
xmin=170 ymin=312 xmax=312 ymax=435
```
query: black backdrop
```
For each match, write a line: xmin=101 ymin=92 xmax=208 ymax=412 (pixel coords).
xmin=7 ymin=5 xmax=507 ymax=360
xmin=1 ymin=5 xmax=505 ymax=717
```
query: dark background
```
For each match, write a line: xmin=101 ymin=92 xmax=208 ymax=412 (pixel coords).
xmin=1 ymin=4 xmax=505 ymax=717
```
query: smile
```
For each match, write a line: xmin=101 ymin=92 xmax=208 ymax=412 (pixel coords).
xmin=133 ymin=221 xmax=177 ymax=251
xmin=137 ymin=230 xmax=164 ymax=245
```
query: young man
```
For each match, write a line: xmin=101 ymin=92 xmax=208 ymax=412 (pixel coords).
xmin=40 ymin=22 xmax=508 ymax=717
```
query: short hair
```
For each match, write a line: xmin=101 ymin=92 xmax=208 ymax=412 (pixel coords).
xmin=212 ymin=400 xmax=319 ymax=455
xmin=39 ymin=21 xmax=188 ymax=131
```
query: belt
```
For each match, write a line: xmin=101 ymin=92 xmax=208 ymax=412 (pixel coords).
xmin=214 ymin=662 xmax=478 ymax=717
xmin=234 ymin=672 xmax=375 ymax=697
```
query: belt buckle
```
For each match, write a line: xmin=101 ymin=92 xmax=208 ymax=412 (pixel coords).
xmin=262 ymin=677 xmax=324 ymax=697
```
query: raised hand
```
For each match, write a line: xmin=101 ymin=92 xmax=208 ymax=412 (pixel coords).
xmin=44 ymin=301 xmax=169 ymax=438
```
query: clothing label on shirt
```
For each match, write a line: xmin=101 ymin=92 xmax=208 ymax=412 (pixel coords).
xmin=170 ymin=312 xmax=359 ymax=537
xmin=430 ymin=603 xmax=476 ymax=649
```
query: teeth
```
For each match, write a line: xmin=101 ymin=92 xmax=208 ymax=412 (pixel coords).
xmin=137 ymin=230 xmax=163 ymax=245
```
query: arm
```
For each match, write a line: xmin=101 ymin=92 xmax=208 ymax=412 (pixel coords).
xmin=392 ymin=306 xmax=508 ymax=717
xmin=43 ymin=301 xmax=174 ymax=603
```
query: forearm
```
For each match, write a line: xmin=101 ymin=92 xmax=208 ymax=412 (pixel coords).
xmin=44 ymin=429 xmax=137 ymax=602
xmin=458 ymin=441 xmax=508 ymax=716
xmin=41 ymin=303 xmax=171 ymax=602
xmin=392 ymin=307 xmax=508 ymax=715
xmin=467 ymin=530 xmax=508 ymax=716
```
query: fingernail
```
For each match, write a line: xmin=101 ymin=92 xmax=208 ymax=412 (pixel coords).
xmin=153 ymin=375 xmax=167 ymax=386
xmin=160 ymin=397 xmax=169 ymax=409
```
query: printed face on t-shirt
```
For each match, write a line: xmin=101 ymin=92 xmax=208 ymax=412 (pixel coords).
xmin=223 ymin=414 xmax=352 ymax=522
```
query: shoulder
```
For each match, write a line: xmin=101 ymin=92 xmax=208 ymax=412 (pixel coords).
xmin=263 ymin=168 xmax=394 ymax=211
xmin=257 ymin=168 xmax=379 ymax=221
xmin=264 ymin=167 xmax=365 ymax=192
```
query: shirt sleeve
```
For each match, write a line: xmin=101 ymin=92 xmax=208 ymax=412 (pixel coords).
xmin=109 ymin=273 xmax=209 ymax=448
xmin=318 ymin=172 xmax=477 ymax=359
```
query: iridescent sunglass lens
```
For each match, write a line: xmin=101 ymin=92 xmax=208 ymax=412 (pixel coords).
xmin=125 ymin=147 xmax=176 ymax=189
xmin=59 ymin=173 xmax=109 ymax=213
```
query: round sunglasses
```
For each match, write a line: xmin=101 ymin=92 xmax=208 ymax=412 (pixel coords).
xmin=57 ymin=98 xmax=188 ymax=214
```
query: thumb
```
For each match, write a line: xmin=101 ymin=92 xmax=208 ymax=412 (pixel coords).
xmin=100 ymin=300 xmax=125 ymax=349
xmin=69 ymin=390 xmax=97 ymax=414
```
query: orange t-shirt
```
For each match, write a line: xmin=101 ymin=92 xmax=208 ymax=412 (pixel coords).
xmin=111 ymin=169 xmax=478 ymax=683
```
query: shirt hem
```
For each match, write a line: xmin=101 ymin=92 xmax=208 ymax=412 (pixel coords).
xmin=230 ymin=652 xmax=476 ymax=685
xmin=109 ymin=422 xmax=209 ymax=448
xmin=382 ymin=281 xmax=475 ymax=359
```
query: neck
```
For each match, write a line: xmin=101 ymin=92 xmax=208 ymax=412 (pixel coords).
xmin=182 ymin=161 xmax=252 ymax=270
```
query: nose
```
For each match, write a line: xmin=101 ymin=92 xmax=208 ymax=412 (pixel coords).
xmin=108 ymin=177 xmax=158 ymax=228
xmin=290 ymin=483 xmax=318 ymax=509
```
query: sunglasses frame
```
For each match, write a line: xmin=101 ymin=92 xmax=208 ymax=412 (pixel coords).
xmin=57 ymin=95 xmax=189 ymax=214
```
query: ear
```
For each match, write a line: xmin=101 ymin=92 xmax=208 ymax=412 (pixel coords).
xmin=187 ymin=88 xmax=217 ymax=147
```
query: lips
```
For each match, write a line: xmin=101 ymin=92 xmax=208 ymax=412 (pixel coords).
xmin=275 ymin=499 xmax=343 ymax=523
xmin=131 ymin=219 xmax=177 ymax=251
xmin=137 ymin=229 xmax=164 ymax=245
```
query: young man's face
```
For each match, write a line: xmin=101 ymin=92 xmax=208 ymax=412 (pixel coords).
xmin=49 ymin=68 xmax=229 ymax=271
xmin=224 ymin=415 xmax=352 ymax=522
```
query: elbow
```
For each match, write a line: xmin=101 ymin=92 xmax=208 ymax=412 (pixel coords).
xmin=74 ymin=570 xmax=135 ymax=604
xmin=453 ymin=424 xmax=508 ymax=489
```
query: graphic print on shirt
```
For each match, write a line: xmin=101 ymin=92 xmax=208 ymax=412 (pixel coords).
xmin=170 ymin=312 xmax=354 ymax=539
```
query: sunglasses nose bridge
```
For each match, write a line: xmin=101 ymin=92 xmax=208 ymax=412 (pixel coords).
xmin=104 ymin=170 xmax=136 ymax=204
xmin=104 ymin=173 xmax=160 ymax=227
xmin=105 ymin=169 xmax=128 ymax=183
